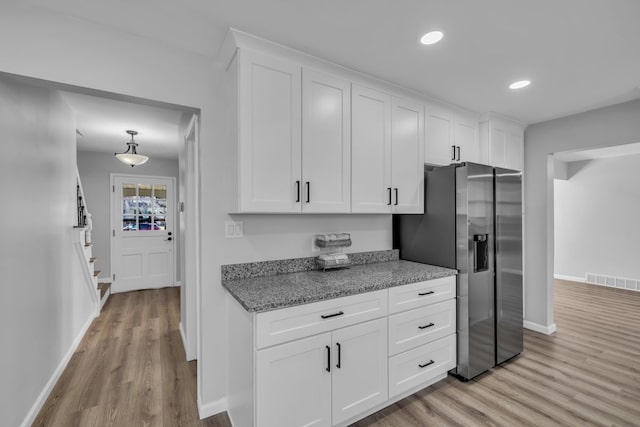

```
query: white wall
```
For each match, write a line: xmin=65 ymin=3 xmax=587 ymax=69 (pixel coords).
xmin=76 ymin=150 xmax=180 ymax=281
xmin=0 ymin=77 xmax=96 ymax=426
xmin=525 ymin=98 xmax=640 ymax=332
xmin=554 ymin=155 xmax=640 ymax=281
xmin=0 ymin=4 xmax=393 ymax=416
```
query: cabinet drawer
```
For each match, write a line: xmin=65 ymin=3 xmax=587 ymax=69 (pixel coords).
xmin=388 ymin=276 xmax=455 ymax=314
xmin=256 ymin=290 xmax=388 ymax=349
xmin=388 ymin=299 xmax=456 ymax=356
xmin=388 ymin=334 xmax=456 ymax=398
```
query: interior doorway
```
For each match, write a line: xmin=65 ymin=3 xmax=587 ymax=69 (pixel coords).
xmin=111 ymin=174 xmax=176 ymax=293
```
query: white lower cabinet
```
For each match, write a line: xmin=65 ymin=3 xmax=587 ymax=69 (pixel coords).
xmin=256 ymin=333 xmax=332 ymax=427
xmin=331 ymin=319 xmax=388 ymax=424
xmin=389 ymin=334 xmax=456 ymax=398
xmin=256 ymin=318 xmax=387 ymax=427
xmin=227 ymin=275 xmax=457 ymax=427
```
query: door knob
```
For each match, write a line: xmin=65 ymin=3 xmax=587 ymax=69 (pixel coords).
xmin=167 ymin=237 xmax=172 ymax=241
xmin=168 ymin=232 xmax=172 ymax=236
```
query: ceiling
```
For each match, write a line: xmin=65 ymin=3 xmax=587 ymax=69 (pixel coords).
xmin=23 ymin=0 xmax=640 ymax=125
xmin=61 ymin=92 xmax=185 ymax=159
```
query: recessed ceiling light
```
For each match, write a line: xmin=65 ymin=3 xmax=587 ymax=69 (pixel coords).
xmin=509 ymin=80 xmax=531 ymax=90
xmin=420 ymin=31 xmax=444 ymax=45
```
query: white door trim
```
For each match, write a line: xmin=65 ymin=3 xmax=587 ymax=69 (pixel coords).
xmin=182 ymin=114 xmax=199 ymax=362
xmin=110 ymin=173 xmax=177 ymax=292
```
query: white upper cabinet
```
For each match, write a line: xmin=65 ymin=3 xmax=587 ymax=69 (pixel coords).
xmin=479 ymin=114 xmax=525 ymax=171
xmin=351 ymin=85 xmax=393 ymax=213
xmin=455 ymin=111 xmax=479 ymax=163
xmin=351 ymin=86 xmax=424 ymax=214
xmin=237 ymin=49 xmax=302 ymax=213
xmin=391 ymin=96 xmax=425 ymax=213
xmin=302 ymin=69 xmax=351 ymax=213
xmin=425 ymin=102 xmax=479 ymax=166
xmin=424 ymin=102 xmax=455 ymax=166
xmin=234 ymin=49 xmax=351 ymax=213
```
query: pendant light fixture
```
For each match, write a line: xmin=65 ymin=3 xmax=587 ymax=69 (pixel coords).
xmin=115 ymin=130 xmax=149 ymax=167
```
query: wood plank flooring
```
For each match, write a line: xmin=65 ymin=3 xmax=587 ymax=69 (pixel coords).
xmin=354 ymin=279 xmax=640 ymax=427
xmin=33 ymin=287 xmax=231 ymax=427
xmin=34 ymin=280 xmax=640 ymax=426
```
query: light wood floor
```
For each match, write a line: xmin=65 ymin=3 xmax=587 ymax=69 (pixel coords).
xmin=355 ymin=279 xmax=640 ymax=427
xmin=35 ymin=280 xmax=640 ymax=426
xmin=33 ymin=287 xmax=231 ymax=427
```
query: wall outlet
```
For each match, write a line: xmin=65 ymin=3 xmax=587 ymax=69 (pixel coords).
xmin=225 ymin=221 xmax=243 ymax=239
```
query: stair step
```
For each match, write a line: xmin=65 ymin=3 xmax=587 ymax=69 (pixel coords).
xmin=84 ymin=243 xmax=93 ymax=247
xmin=73 ymin=225 xmax=87 ymax=229
xmin=89 ymin=257 xmax=96 ymax=263
xmin=97 ymin=282 xmax=111 ymax=300
xmin=93 ymin=270 xmax=100 ymax=277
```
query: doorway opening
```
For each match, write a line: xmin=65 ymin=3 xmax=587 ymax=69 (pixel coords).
xmin=1 ymin=70 xmax=201 ymax=364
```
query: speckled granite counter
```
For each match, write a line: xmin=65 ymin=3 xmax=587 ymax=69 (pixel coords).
xmin=222 ymin=258 xmax=457 ymax=313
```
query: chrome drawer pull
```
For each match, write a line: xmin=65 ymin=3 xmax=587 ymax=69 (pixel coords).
xmin=419 ymin=360 xmax=435 ymax=368
xmin=418 ymin=322 xmax=435 ymax=330
xmin=321 ymin=311 xmax=344 ymax=319
xmin=418 ymin=291 xmax=435 ymax=296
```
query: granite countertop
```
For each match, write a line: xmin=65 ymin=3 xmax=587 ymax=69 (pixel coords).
xmin=222 ymin=259 xmax=457 ymax=313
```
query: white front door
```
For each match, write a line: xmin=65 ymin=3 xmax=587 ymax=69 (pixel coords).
xmin=111 ymin=174 xmax=175 ymax=293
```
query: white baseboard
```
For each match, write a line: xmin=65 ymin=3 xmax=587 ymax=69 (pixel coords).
xmin=198 ymin=396 xmax=227 ymax=420
xmin=524 ymin=320 xmax=557 ymax=335
xmin=20 ymin=311 xmax=97 ymax=427
xmin=554 ymin=274 xmax=585 ymax=283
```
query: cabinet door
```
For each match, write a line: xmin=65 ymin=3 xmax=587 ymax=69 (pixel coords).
xmin=238 ymin=49 xmax=302 ymax=213
xmin=351 ymin=84 xmax=392 ymax=213
xmin=504 ymin=126 xmax=524 ymax=171
xmin=487 ymin=120 xmax=524 ymax=171
xmin=455 ymin=112 xmax=479 ymax=163
xmin=256 ymin=333 xmax=332 ymax=427
xmin=302 ymin=68 xmax=351 ymax=213
xmin=424 ymin=102 xmax=455 ymax=166
xmin=331 ymin=318 xmax=388 ymax=425
xmin=391 ymin=97 xmax=424 ymax=213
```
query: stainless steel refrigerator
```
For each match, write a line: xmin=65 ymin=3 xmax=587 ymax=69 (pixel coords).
xmin=393 ymin=162 xmax=523 ymax=381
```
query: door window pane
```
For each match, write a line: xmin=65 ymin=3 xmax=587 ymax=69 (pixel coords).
xmin=139 ymin=215 xmax=154 ymax=230
xmin=123 ymin=216 xmax=137 ymax=231
xmin=138 ymin=184 xmax=152 ymax=214
xmin=155 ymin=216 xmax=166 ymax=230
xmin=122 ymin=183 xmax=137 ymax=215
xmin=153 ymin=185 xmax=167 ymax=215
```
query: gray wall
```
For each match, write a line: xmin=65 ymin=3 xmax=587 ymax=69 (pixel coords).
xmin=76 ymin=150 xmax=180 ymax=281
xmin=554 ymin=155 xmax=640 ymax=281
xmin=525 ymin=98 xmax=640 ymax=330
xmin=0 ymin=77 xmax=96 ymax=426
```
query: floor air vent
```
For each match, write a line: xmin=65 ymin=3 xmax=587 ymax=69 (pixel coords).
xmin=585 ymin=273 xmax=638 ymax=292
